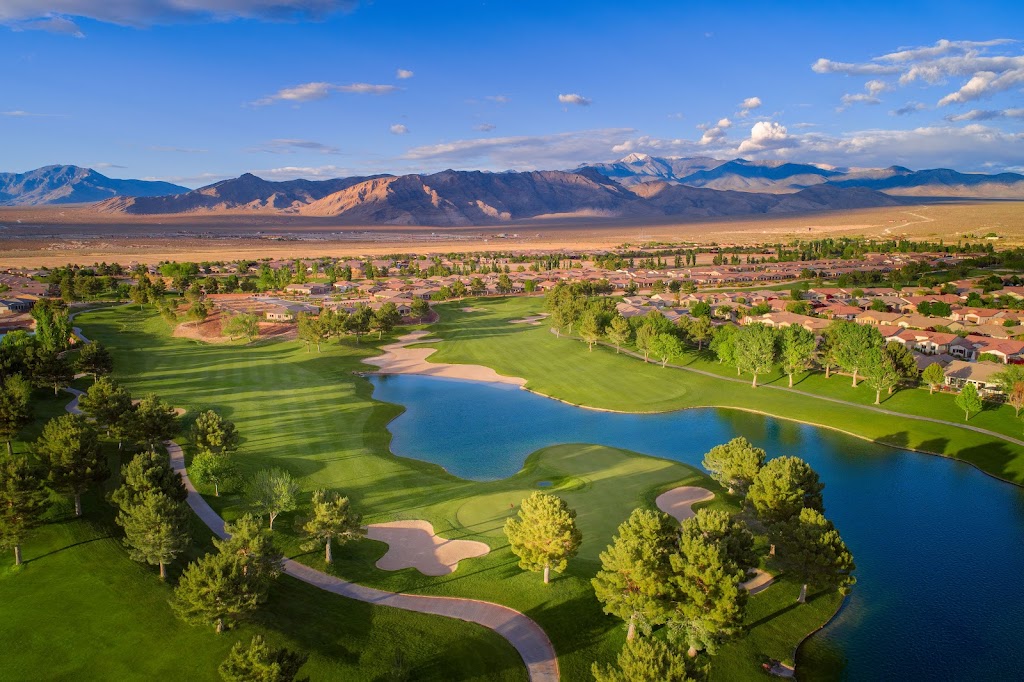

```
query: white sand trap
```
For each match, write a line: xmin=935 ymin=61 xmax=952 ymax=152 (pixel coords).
xmin=510 ymin=314 xmax=550 ymax=325
xmin=367 ymin=520 xmax=490 ymax=576
xmin=461 ymin=307 xmax=483 ymax=312
xmin=741 ymin=568 xmax=775 ymax=595
xmin=364 ymin=331 xmax=526 ymax=386
xmin=656 ymin=486 xmax=714 ymax=523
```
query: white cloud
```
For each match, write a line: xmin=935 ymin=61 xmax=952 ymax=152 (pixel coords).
xmin=1 ymin=109 xmax=62 ymax=117
xmin=697 ymin=117 xmax=732 ymax=145
xmin=0 ymin=2 xmax=358 ymax=36
xmin=558 ymin=93 xmax=592 ymax=106
xmin=485 ymin=95 xmax=509 ymax=104
xmin=474 ymin=123 xmax=496 ymax=131
xmin=815 ymin=39 xmax=1024 ymax=108
xmin=738 ymin=96 xmax=762 ymax=115
xmin=737 ymin=121 xmax=795 ymax=154
xmin=389 ymin=124 xmax=409 ymax=135
xmin=396 ymin=68 xmax=414 ymax=79
xmin=837 ymin=93 xmax=881 ymax=111
xmin=250 ymin=81 xmax=397 ymax=105
xmin=945 ymin=108 xmax=1024 ymax=122
xmin=247 ymin=139 xmax=340 ymax=154
xmin=251 ymin=164 xmax=355 ymax=180
xmin=865 ymin=79 xmax=891 ymax=96
xmin=92 ymin=162 xmax=127 ymax=169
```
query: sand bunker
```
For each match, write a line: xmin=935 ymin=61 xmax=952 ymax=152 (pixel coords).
xmin=364 ymin=331 xmax=526 ymax=385
xmin=655 ymin=486 xmax=714 ymax=523
xmin=366 ymin=520 xmax=490 ymax=576
xmin=461 ymin=307 xmax=483 ymax=312
xmin=509 ymin=314 xmax=549 ymax=325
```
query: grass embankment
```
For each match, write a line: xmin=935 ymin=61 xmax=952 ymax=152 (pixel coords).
xmin=425 ymin=297 xmax=1024 ymax=485
xmin=26 ymin=304 xmax=840 ymax=680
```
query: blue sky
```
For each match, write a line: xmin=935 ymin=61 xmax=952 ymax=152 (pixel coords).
xmin=1 ymin=1 xmax=1022 ymax=187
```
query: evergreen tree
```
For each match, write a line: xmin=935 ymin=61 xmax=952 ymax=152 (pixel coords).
xmin=701 ymin=437 xmax=765 ymax=495
xmin=117 ymin=491 xmax=191 ymax=579
xmin=0 ymin=374 xmax=32 ymax=456
xmin=134 ymin=394 xmax=179 ymax=452
xmin=77 ymin=342 xmax=113 ymax=382
xmin=776 ymin=507 xmax=856 ymax=603
xmin=300 ymin=489 xmax=364 ymax=564
xmin=111 ymin=450 xmax=187 ymax=511
xmin=29 ymin=350 xmax=73 ymax=396
xmin=591 ymin=636 xmax=699 ymax=682
xmin=592 ymin=509 xmax=677 ymax=640
xmin=0 ymin=453 xmax=48 ymax=565
xmin=77 ymin=376 xmax=133 ymax=436
xmin=680 ymin=509 xmax=757 ymax=572
xmin=747 ymin=456 xmax=825 ymax=526
xmin=504 ymin=491 xmax=582 ymax=584
xmin=172 ymin=551 xmax=262 ymax=633
xmin=192 ymin=410 xmax=240 ymax=456
xmin=219 ymin=635 xmax=308 ymax=682
xmin=687 ymin=315 xmax=714 ymax=352
xmin=372 ymin=302 xmax=402 ymax=340
xmin=215 ymin=513 xmax=284 ymax=592
xmin=36 ymin=414 xmax=106 ymax=517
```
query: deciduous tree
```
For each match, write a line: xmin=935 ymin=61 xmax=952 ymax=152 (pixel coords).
xmin=372 ymin=302 xmax=402 ymax=340
xmin=651 ymin=333 xmax=683 ymax=368
xmin=955 ymin=382 xmax=982 ymax=421
xmin=605 ymin=315 xmax=632 ymax=353
xmin=504 ymin=491 xmax=582 ymax=584
xmin=687 ymin=315 xmax=713 ymax=352
xmin=735 ymin=323 xmax=777 ymax=388
xmin=190 ymin=450 xmax=240 ymax=497
xmin=779 ymin=324 xmax=816 ymax=387
xmin=994 ymin=364 xmax=1024 ymax=417
xmin=245 ymin=468 xmax=299 ymax=530
xmin=922 ymin=363 xmax=946 ymax=395
xmin=0 ymin=375 xmax=32 ymax=456
xmin=579 ymin=310 xmax=603 ymax=352
xmin=710 ymin=324 xmax=740 ymax=374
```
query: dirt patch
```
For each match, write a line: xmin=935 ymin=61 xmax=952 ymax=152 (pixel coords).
xmin=741 ymin=568 xmax=775 ymax=595
xmin=364 ymin=330 xmax=526 ymax=385
xmin=172 ymin=309 xmax=229 ymax=343
xmin=655 ymin=486 xmax=714 ymax=523
xmin=366 ymin=520 xmax=490 ymax=576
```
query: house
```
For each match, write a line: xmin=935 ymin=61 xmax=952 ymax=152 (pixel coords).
xmin=944 ymin=360 xmax=1004 ymax=395
xmin=968 ymin=337 xmax=1024 ymax=364
xmin=0 ymin=297 xmax=35 ymax=315
xmin=283 ymin=283 xmax=329 ymax=296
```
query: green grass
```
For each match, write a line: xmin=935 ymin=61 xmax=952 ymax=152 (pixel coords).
xmin=1 ymin=303 xmax=852 ymax=681
xmin=425 ymin=297 xmax=1024 ymax=485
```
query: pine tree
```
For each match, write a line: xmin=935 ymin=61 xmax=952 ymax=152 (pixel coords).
xmin=776 ymin=507 xmax=856 ymax=603
xmin=77 ymin=341 xmax=113 ymax=382
xmin=77 ymin=376 xmax=133 ymax=436
xmin=504 ymin=491 xmax=582 ymax=584
xmin=117 ymin=491 xmax=191 ymax=579
xmin=747 ymin=456 xmax=825 ymax=526
xmin=701 ymin=437 xmax=765 ymax=495
xmin=0 ymin=374 xmax=32 ymax=456
xmin=111 ymin=450 xmax=187 ymax=511
xmin=591 ymin=636 xmax=699 ymax=682
xmin=591 ymin=509 xmax=677 ymax=640
xmin=680 ymin=508 xmax=757 ymax=573
xmin=219 ymin=635 xmax=308 ymax=682
xmin=301 ymin=489 xmax=364 ymax=564
xmin=134 ymin=394 xmax=178 ymax=452
xmin=191 ymin=410 xmax=240 ymax=456
xmin=172 ymin=551 xmax=262 ymax=633
xmin=668 ymin=531 xmax=746 ymax=657
xmin=0 ymin=453 xmax=48 ymax=565
xmin=214 ymin=513 xmax=283 ymax=591
xmin=36 ymin=414 xmax=107 ymax=517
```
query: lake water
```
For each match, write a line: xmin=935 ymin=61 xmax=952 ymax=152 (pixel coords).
xmin=370 ymin=374 xmax=1024 ymax=681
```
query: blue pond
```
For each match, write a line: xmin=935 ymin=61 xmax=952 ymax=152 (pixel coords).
xmin=370 ymin=374 xmax=1024 ymax=680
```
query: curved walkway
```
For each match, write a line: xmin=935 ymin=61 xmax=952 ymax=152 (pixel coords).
xmin=167 ymin=442 xmax=558 ymax=681
xmin=62 ymin=382 xmax=558 ymax=681
xmin=554 ymin=329 xmax=1024 ymax=450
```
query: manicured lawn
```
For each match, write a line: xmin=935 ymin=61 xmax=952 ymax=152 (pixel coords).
xmin=425 ymin=297 xmax=1024 ymax=485
xmin=32 ymin=303 xmax=841 ymax=681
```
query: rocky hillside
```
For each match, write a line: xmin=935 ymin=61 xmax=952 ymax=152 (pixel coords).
xmin=0 ymin=165 xmax=187 ymax=206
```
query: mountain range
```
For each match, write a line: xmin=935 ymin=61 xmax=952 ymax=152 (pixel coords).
xmin=1 ymin=156 xmax=1021 ymax=227
xmin=0 ymin=165 xmax=187 ymax=206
